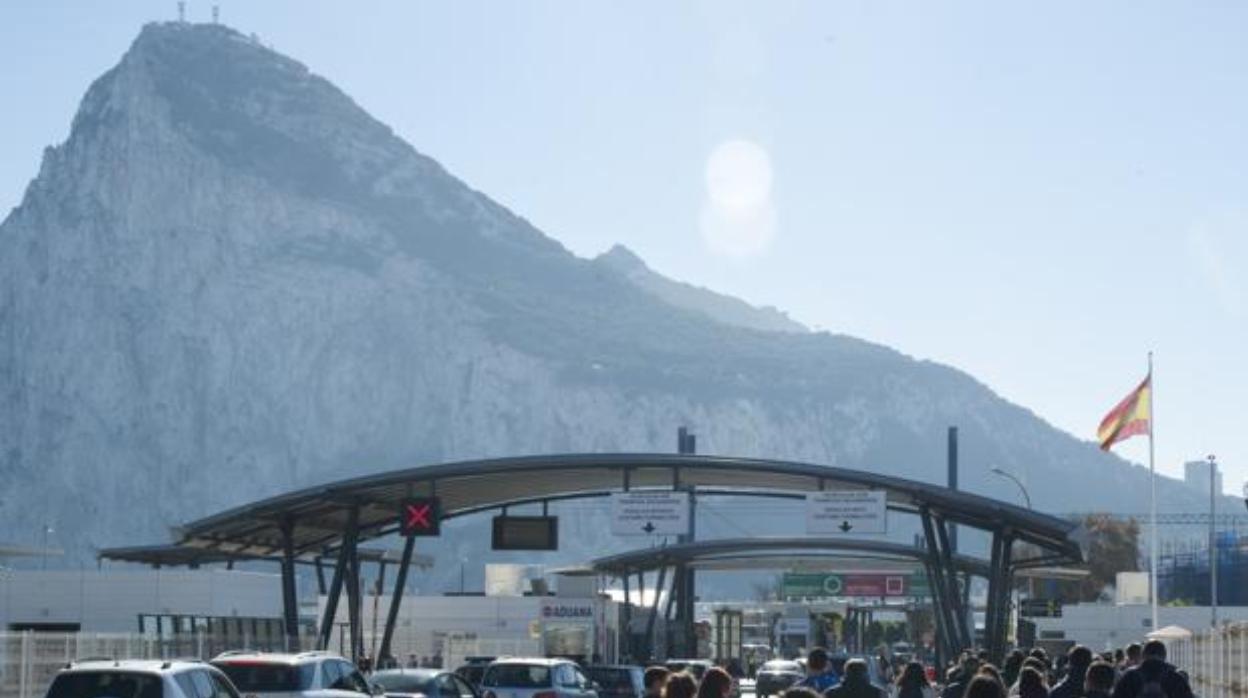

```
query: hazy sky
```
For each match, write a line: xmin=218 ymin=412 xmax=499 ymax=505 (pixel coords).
xmin=2 ymin=1 xmax=1245 ymax=498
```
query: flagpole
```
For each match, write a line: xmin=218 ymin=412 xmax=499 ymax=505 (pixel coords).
xmin=1148 ymin=351 xmax=1158 ymax=632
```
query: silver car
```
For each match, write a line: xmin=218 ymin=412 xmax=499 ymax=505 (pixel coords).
xmin=45 ymin=659 xmax=241 ymax=698
xmin=480 ymin=659 xmax=597 ymax=698
xmin=212 ymin=651 xmax=377 ymax=698
xmin=372 ymin=669 xmax=480 ymax=698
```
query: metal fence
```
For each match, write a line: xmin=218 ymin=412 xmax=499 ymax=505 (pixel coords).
xmin=1166 ymin=622 xmax=1248 ymax=698
xmin=0 ymin=630 xmax=317 ymax=698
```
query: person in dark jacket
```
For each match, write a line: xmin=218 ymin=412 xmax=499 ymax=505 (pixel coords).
xmin=1002 ymin=652 xmax=1025 ymax=690
xmin=965 ymin=675 xmax=1006 ymax=698
xmin=824 ymin=659 xmax=884 ymax=698
xmin=1110 ymin=641 xmax=1192 ymax=698
xmin=1051 ymin=646 xmax=1093 ymax=698
xmin=941 ymin=657 xmax=979 ymax=698
xmin=895 ymin=661 xmax=933 ymax=698
xmin=644 ymin=667 xmax=672 ymax=698
xmin=1084 ymin=662 xmax=1115 ymax=698
xmin=1017 ymin=667 xmax=1048 ymax=698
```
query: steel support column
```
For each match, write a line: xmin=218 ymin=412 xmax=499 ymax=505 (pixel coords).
xmin=920 ymin=507 xmax=960 ymax=658
xmin=318 ymin=506 xmax=358 ymax=650
xmin=923 ymin=560 xmax=951 ymax=668
xmin=935 ymin=515 xmax=972 ymax=651
xmin=985 ymin=530 xmax=1015 ymax=661
xmin=644 ymin=566 xmax=669 ymax=661
xmin=378 ymin=535 xmax=415 ymax=666
xmin=279 ymin=516 xmax=300 ymax=651
xmin=622 ymin=572 xmax=633 ymax=661
xmin=315 ymin=557 xmax=327 ymax=595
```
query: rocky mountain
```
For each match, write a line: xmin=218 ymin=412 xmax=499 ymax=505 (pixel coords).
xmin=593 ymin=244 xmax=807 ymax=334
xmin=0 ymin=23 xmax=1229 ymax=590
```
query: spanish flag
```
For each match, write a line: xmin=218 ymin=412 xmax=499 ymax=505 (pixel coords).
xmin=1097 ymin=376 xmax=1151 ymax=451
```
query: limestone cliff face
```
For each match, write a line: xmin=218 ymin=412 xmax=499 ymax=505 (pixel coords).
xmin=0 ymin=23 xmax=1218 ymax=587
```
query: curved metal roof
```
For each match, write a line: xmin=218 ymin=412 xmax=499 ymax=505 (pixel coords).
xmin=174 ymin=453 xmax=1082 ymax=564
xmin=560 ymin=536 xmax=994 ymax=577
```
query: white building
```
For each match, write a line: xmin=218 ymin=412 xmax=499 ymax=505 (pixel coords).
xmin=1184 ymin=459 xmax=1222 ymax=495
xmin=0 ymin=569 xmax=284 ymax=635
xmin=319 ymin=593 xmax=621 ymax=667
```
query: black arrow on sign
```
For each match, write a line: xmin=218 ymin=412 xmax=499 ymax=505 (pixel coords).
xmin=642 ymin=522 xmax=656 ymax=534
xmin=839 ymin=521 xmax=853 ymax=532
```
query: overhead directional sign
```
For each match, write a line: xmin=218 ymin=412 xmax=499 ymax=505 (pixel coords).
xmin=782 ymin=572 xmax=931 ymax=600
xmin=610 ymin=491 xmax=690 ymax=536
xmin=399 ymin=497 xmax=441 ymax=537
xmin=806 ymin=490 xmax=887 ymax=534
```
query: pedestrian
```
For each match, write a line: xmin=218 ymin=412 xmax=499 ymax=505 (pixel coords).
xmin=698 ymin=668 xmax=735 ymax=698
xmin=1123 ymin=645 xmax=1142 ymax=671
xmin=665 ymin=672 xmax=699 ymax=698
xmin=1110 ymin=640 xmax=1193 ymax=698
xmin=825 ymin=659 xmax=885 ymax=698
xmin=941 ymin=657 xmax=979 ymax=698
xmin=798 ymin=648 xmax=840 ymax=693
xmin=894 ymin=661 xmax=934 ymax=698
xmin=965 ymin=675 xmax=1007 ymax=698
xmin=1002 ymin=652 xmax=1025 ymax=689
xmin=1018 ymin=667 xmax=1048 ymax=698
xmin=978 ymin=665 xmax=1002 ymax=685
xmin=1084 ymin=662 xmax=1115 ymax=698
xmin=645 ymin=667 xmax=672 ymax=698
xmin=1051 ymin=646 xmax=1093 ymax=698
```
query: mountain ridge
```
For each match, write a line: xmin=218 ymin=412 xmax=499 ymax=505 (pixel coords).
xmin=0 ymin=23 xmax=1227 ymax=588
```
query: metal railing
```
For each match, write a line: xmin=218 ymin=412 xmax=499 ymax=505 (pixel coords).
xmin=0 ymin=630 xmax=317 ymax=698
xmin=1165 ymin=622 xmax=1248 ymax=698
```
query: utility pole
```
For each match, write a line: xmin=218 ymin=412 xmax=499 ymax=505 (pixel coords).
xmin=1209 ymin=454 xmax=1218 ymax=627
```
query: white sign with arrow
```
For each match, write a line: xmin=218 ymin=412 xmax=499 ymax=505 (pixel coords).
xmin=806 ymin=490 xmax=888 ymax=534
xmin=610 ymin=491 xmax=690 ymax=536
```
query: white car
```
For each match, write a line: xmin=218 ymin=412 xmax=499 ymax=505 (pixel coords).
xmin=480 ymin=658 xmax=597 ymax=698
xmin=211 ymin=651 xmax=378 ymax=698
xmin=44 ymin=659 xmax=240 ymax=698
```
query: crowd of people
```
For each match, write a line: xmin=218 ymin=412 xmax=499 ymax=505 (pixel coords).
xmin=641 ymin=641 xmax=1194 ymax=698
xmin=930 ymin=640 xmax=1193 ymax=698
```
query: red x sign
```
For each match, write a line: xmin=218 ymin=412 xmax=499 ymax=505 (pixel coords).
xmin=399 ymin=497 xmax=441 ymax=537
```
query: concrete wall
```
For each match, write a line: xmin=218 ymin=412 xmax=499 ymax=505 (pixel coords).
xmin=1032 ymin=603 xmax=1248 ymax=651
xmin=0 ymin=569 xmax=283 ymax=633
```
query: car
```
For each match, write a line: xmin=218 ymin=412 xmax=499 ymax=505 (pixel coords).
xmin=44 ymin=659 xmax=240 ymax=698
xmin=753 ymin=660 xmax=804 ymax=698
xmin=584 ymin=666 xmax=644 ymax=698
xmin=372 ymin=669 xmax=480 ymax=698
xmin=211 ymin=650 xmax=378 ymax=697
xmin=456 ymin=659 xmax=498 ymax=690
xmin=480 ymin=658 xmax=597 ymax=698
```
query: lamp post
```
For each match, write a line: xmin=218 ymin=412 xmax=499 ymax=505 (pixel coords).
xmin=990 ymin=467 xmax=1032 ymax=509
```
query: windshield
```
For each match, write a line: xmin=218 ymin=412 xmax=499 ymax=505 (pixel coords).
xmin=372 ymin=673 xmax=437 ymax=694
xmin=213 ymin=662 xmax=316 ymax=692
xmin=47 ymin=672 xmax=163 ymax=698
xmin=762 ymin=662 xmax=801 ymax=672
xmin=483 ymin=665 xmax=551 ymax=688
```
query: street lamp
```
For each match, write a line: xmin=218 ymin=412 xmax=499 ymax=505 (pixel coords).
xmin=990 ymin=467 xmax=1032 ymax=509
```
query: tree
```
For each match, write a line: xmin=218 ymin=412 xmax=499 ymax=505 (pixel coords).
xmin=1063 ymin=514 xmax=1141 ymax=602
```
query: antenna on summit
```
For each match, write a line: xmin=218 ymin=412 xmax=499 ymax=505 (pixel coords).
xmin=177 ymin=1 xmax=186 ymax=23
xmin=212 ymin=5 xmax=219 ymax=24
